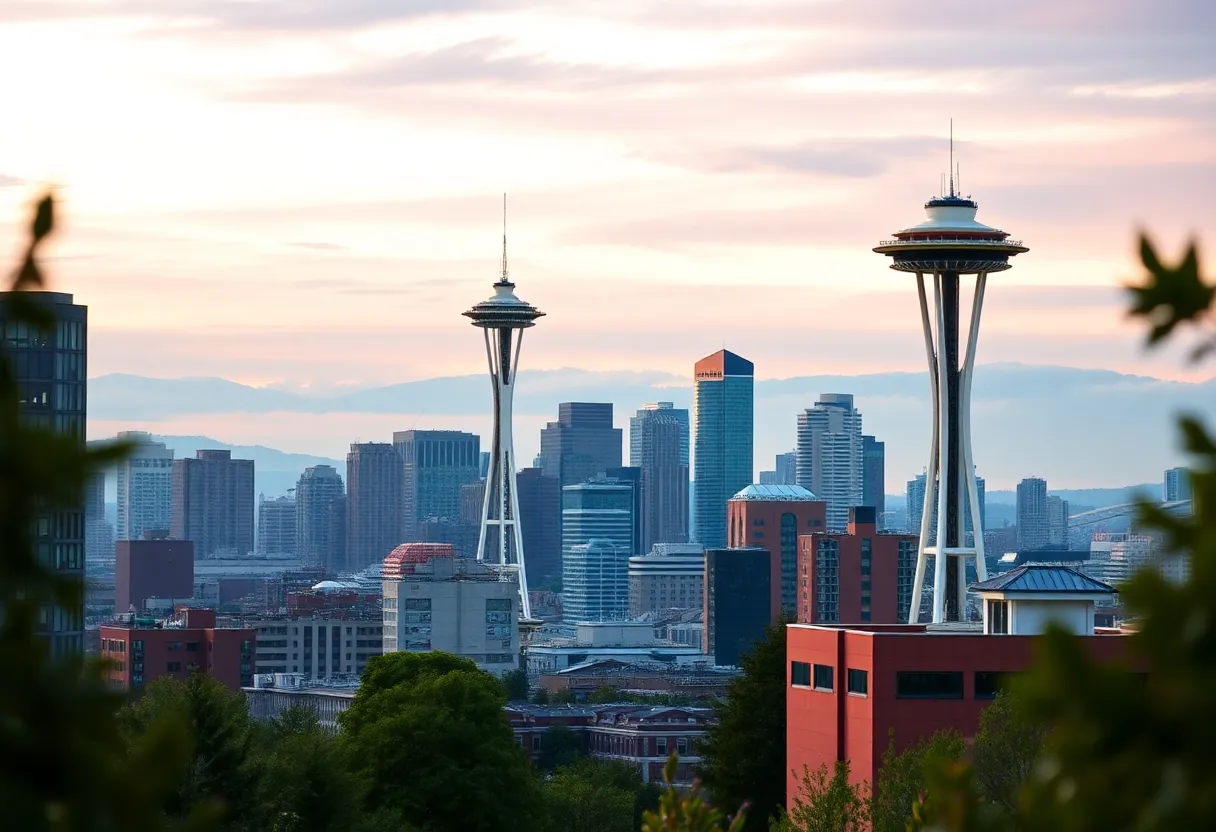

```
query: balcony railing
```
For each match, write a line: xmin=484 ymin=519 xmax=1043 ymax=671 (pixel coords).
xmin=878 ymin=237 xmax=1023 ymax=247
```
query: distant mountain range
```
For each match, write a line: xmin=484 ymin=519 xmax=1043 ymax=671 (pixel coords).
xmin=87 ymin=362 xmax=1213 ymax=491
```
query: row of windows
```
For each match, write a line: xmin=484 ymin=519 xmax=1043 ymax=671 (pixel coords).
xmin=791 ymin=663 xmax=1008 ymax=701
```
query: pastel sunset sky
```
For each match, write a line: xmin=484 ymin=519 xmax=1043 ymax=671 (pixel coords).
xmin=1 ymin=1 xmax=1212 ymax=396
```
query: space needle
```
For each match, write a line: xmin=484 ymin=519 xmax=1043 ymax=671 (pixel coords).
xmin=874 ymin=139 xmax=1028 ymax=624
xmin=464 ymin=199 xmax=544 ymax=622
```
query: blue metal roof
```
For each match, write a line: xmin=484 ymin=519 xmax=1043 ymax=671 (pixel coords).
xmin=970 ymin=563 xmax=1114 ymax=595
xmin=730 ymin=483 xmax=820 ymax=501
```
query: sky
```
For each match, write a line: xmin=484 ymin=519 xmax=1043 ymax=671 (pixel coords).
xmin=1 ymin=1 xmax=1213 ymax=483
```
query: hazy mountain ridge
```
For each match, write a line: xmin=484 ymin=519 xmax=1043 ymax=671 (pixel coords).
xmin=88 ymin=364 xmax=1214 ymax=489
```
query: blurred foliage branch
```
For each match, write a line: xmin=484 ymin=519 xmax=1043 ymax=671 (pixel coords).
xmin=0 ymin=194 xmax=208 ymax=830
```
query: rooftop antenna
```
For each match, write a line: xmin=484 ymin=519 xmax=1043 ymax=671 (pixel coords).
xmin=499 ymin=192 xmax=509 ymax=284
xmin=948 ymin=118 xmax=955 ymax=197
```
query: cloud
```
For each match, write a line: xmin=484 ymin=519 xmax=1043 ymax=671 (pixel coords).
xmin=649 ymin=136 xmax=945 ymax=177
xmin=288 ymin=241 xmax=347 ymax=250
xmin=0 ymin=173 xmax=25 ymax=187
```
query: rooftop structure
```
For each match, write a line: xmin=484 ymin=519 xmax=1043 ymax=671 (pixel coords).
xmin=874 ymin=133 xmax=1028 ymax=624
xmin=730 ymin=483 xmax=820 ymax=501
xmin=464 ymin=198 xmax=545 ymax=621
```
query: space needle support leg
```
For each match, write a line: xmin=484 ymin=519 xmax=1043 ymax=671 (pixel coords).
xmin=508 ymin=329 xmax=532 ymax=621
xmin=932 ymin=273 xmax=951 ymax=624
xmin=475 ymin=327 xmax=496 ymax=562
xmin=910 ymin=272 xmax=938 ymax=624
xmin=961 ymin=272 xmax=988 ymax=582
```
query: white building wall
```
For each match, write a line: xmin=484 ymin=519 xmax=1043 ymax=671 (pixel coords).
xmin=116 ymin=432 xmax=174 ymax=541
xmin=1010 ymin=599 xmax=1092 ymax=635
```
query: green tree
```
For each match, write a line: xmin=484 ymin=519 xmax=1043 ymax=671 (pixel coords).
xmin=914 ymin=236 xmax=1216 ymax=830
xmin=869 ymin=730 xmax=964 ymax=832
xmin=970 ymin=692 xmax=1044 ymax=817
xmin=645 ymin=754 xmax=746 ymax=832
xmin=698 ymin=617 xmax=789 ymax=831
xmin=531 ymin=685 xmax=551 ymax=705
xmin=247 ymin=705 xmax=363 ymax=832
xmin=501 ymin=667 xmax=530 ymax=701
xmin=776 ymin=762 xmax=867 ymax=832
xmin=0 ymin=193 xmax=207 ymax=831
xmin=541 ymin=758 xmax=655 ymax=832
xmin=537 ymin=723 xmax=584 ymax=771
xmin=340 ymin=651 xmax=542 ymax=831
xmin=119 ymin=674 xmax=256 ymax=825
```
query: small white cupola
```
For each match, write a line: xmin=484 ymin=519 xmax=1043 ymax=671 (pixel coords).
xmin=970 ymin=564 xmax=1115 ymax=636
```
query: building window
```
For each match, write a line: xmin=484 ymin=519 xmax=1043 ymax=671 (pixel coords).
xmin=656 ymin=737 xmax=668 ymax=756
xmin=677 ymin=737 xmax=688 ymax=755
xmin=532 ymin=735 xmax=542 ymax=752
xmin=896 ymin=671 xmax=964 ymax=700
xmin=790 ymin=661 xmax=811 ymax=687
xmin=847 ymin=668 xmax=869 ymax=696
xmin=988 ymin=600 xmax=1009 ymax=635
xmin=813 ymin=664 xmax=834 ymax=691
xmin=975 ymin=672 xmax=1009 ymax=700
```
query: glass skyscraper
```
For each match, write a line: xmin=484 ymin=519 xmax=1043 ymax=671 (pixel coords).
xmin=0 ymin=291 xmax=87 ymax=659
xmin=693 ymin=350 xmax=754 ymax=549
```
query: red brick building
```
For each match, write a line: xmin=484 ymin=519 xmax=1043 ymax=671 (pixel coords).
xmin=114 ymin=535 xmax=194 ymax=614
xmin=797 ymin=506 xmax=918 ymax=625
xmin=786 ymin=565 xmax=1128 ymax=801
xmin=99 ymin=608 xmax=255 ymax=692
xmin=727 ymin=484 xmax=827 ymax=618
xmin=505 ymin=703 xmax=714 ymax=785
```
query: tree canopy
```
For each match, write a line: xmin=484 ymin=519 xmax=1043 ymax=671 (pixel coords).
xmin=696 ymin=617 xmax=789 ymax=831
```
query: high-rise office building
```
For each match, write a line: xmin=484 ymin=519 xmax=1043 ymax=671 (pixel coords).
xmin=1016 ymin=477 xmax=1049 ymax=551
xmin=796 ymin=394 xmax=864 ymax=531
xmin=563 ymin=539 xmax=630 ymax=623
xmin=539 ymin=402 xmax=622 ymax=488
xmin=693 ymin=350 xmax=754 ymax=549
xmin=906 ymin=472 xmax=985 ymax=542
xmin=561 ymin=480 xmax=635 ymax=555
xmin=393 ymin=430 xmax=481 ymax=543
xmin=1165 ymin=467 xmax=1192 ymax=502
xmin=295 ymin=464 xmax=345 ymax=572
xmin=171 ymin=450 xmax=255 ymax=559
xmin=115 ymin=431 xmax=174 ymax=540
xmin=1047 ymin=496 xmax=1070 ymax=548
xmin=257 ymin=495 xmax=297 ymax=556
xmin=85 ymin=469 xmax=113 ymax=562
xmin=630 ymin=403 xmax=690 ymax=551
xmin=862 ymin=435 xmax=885 ymax=525
xmin=115 ymin=537 xmax=194 ymax=613
xmin=628 ymin=543 xmax=706 ymax=617
xmin=516 ymin=467 xmax=561 ymax=585
xmin=345 ymin=443 xmax=402 ymax=572
xmin=603 ymin=467 xmax=644 ymax=559
xmin=1 ymin=291 xmax=88 ymax=657
xmin=775 ymin=452 xmax=797 ymax=486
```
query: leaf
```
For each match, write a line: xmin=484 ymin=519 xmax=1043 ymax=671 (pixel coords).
xmin=1126 ymin=235 xmax=1214 ymax=345
xmin=32 ymin=193 xmax=54 ymax=241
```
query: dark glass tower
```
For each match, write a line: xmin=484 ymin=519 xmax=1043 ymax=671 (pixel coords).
xmin=630 ymin=403 xmax=690 ymax=551
xmin=393 ymin=430 xmax=481 ymax=543
xmin=0 ymin=291 xmax=87 ymax=658
xmin=693 ymin=350 xmax=754 ymax=549
xmin=538 ymin=402 xmax=622 ymax=488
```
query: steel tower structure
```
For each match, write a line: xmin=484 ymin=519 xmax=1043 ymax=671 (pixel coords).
xmin=463 ymin=203 xmax=545 ymax=622
xmin=874 ymin=159 xmax=1027 ymax=624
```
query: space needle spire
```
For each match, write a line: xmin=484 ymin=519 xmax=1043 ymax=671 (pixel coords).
xmin=463 ymin=195 xmax=545 ymax=622
xmin=874 ymin=136 xmax=1028 ymax=624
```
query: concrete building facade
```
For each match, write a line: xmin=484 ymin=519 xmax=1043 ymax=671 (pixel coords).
xmin=1016 ymin=477 xmax=1049 ymax=551
xmin=346 ymin=443 xmax=402 ymax=572
xmin=115 ymin=536 xmax=194 ymax=613
xmin=295 ymin=464 xmax=345 ymax=572
xmin=257 ymin=495 xmax=297 ymax=556
xmin=171 ymin=449 xmax=255 ymax=559
xmin=796 ymin=394 xmax=864 ymax=532
xmin=628 ymin=543 xmax=706 ymax=616
xmin=381 ymin=543 xmax=519 ymax=674
xmin=244 ymin=616 xmax=382 ymax=678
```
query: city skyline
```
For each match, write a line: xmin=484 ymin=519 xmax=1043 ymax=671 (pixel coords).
xmin=0 ymin=2 xmax=1210 ymax=396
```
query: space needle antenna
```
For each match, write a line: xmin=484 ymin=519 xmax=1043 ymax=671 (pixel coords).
xmin=500 ymin=193 xmax=509 ymax=284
